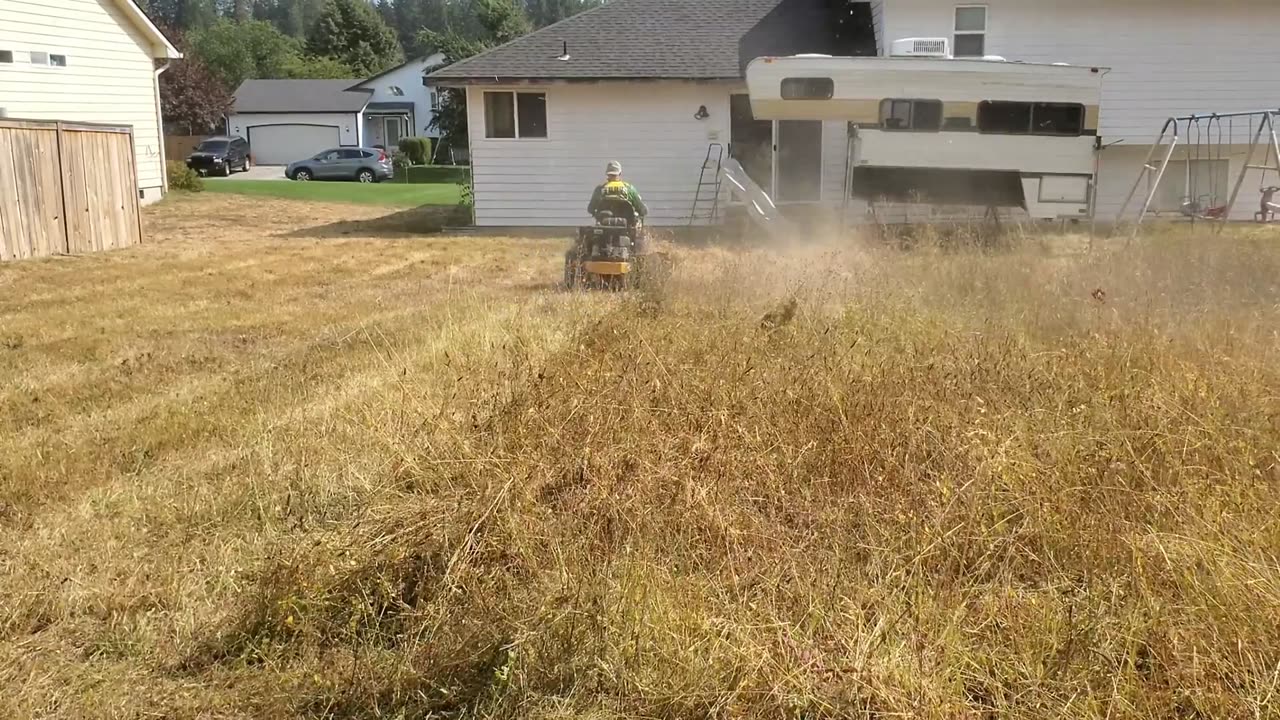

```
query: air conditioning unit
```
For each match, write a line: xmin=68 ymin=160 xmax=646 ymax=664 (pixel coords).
xmin=889 ymin=38 xmax=951 ymax=58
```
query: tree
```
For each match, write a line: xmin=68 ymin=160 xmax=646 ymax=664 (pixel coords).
xmin=305 ymin=0 xmax=404 ymax=78
xmin=137 ymin=0 xmax=219 ymax=30
xmin=280 ymin=54 xmax=356 ymax=78
xmin=157 ymin=26 xmax=232 ymax=134
xmin=523 ymin=0 xmax=602 ymax=27
xmin=419 ymin=0 xmax=531 ymax=149
xmin=254 ymin=0 xmax=329 ymax=38
xmin=188 ymin=19 xmax=305 ymax=89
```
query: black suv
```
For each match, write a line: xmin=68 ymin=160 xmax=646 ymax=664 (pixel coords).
xmin=186 ymin=136 xmax=250 ymax=176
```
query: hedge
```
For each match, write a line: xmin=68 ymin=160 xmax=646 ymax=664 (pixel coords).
xmin=393 ymin=165 xmax=470 ymax=184
xmin=396 ymin=136 xmax=432 ymax=165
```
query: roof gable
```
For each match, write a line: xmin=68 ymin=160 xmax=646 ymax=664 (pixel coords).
xmin=428 ymin=0 xmax=789 ymax=82
xmin=351 ymin=52 xmax=446 ymax=91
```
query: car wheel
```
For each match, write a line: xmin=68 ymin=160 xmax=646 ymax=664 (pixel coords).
xmin=242 ymin=157 xmax=251 ymax=172
xmin=356 ymin=169 xmax=375 ymax=183
xmin=294 ymin=168 xmax=313 ymax=181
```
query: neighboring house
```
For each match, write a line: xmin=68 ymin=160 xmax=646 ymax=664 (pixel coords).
xmin=428 ymin=0 xmax=1280 ymax=227
xmin=226 ymin=53 xmax=444 ymax=166
xmin=0 ymin=0 xmax=181 ymax=205
xmin=227 ymin=79 xmax=372 ymax=165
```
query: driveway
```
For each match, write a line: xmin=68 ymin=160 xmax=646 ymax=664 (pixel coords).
xmin=205 ymin=165 xmax=288 ymax=181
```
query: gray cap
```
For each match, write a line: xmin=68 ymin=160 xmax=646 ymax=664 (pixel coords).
xmin=606 ymin=160 xmax=622 ymax=175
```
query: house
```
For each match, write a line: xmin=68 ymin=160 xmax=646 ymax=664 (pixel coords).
xmin=0 ymin=0 xmax=181 ymax=204
xmin=226 ymin=54 xmax=444 ymax=166
xmin=427 ymin=0 xmax=1280 ymax=227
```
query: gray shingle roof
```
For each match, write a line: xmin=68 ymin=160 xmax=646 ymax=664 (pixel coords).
xmin=232 ymin=79 xmax=372 ymax=114
xmin=428 ymin=0 xmax=788 ymax=82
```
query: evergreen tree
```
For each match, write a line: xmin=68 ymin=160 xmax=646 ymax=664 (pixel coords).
xmin=305 ymin=0 xmax=405 ymax=77
xmin=419 ymin=0 xmax=531 ymax=149
xmin=189 ymin=19 xmax=307 ymax=89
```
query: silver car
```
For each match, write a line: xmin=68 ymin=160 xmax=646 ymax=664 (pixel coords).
xmin=286 ymin=147 xmax=393 ymax=183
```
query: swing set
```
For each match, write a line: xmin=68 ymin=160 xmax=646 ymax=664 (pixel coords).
xmin=1117 ymin=109 xmax=1280 ymax=229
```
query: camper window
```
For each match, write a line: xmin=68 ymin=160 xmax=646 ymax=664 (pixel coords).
xmin=879 ymin=99 xmax=943 ymax=131
xmin=781 ymin=78 xmax=834 ymax=100
xmin=1032 ymin=103 xmax=1085 ymax=135
xmin=978 ymin=101 xmax=1086 ymax=136
xmin=978 ymin=102 xmax=1032 ymax=134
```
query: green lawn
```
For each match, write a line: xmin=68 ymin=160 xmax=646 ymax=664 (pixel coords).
xmin=203 ymin=179 xmax=462 ymax=208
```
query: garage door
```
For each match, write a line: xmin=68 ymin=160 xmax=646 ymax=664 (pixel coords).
xmin=247 ymin=124 xmax=341 ymax=165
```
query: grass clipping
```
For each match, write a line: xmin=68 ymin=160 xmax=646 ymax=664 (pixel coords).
xmin=6 ymin=224 xmax=1280 ymax=718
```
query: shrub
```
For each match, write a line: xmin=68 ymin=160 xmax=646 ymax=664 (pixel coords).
xmin=389 ymin=150 xmax=412 ymax=180
xmin=396 ymin=136 xmax=432 ymax=165
xmin=166 ymin=161 xmax=203 ymax=192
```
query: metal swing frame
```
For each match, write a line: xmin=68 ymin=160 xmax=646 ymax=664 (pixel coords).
xmin=1117 ymin=109 xmax=1280 ymax=232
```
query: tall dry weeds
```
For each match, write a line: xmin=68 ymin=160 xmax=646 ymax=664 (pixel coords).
xmin=2 ymin=199 xmax=1280 ymax=718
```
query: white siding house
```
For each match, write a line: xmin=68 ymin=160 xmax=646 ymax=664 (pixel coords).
xmin=433 ymin=0 xmax=1280 ymax=227
xmin=0 ymin=0 xmax=180 ymax=204
xmin=881 ymin=0 xmax=1280 ymax=220
xmin=466 ymin=82 xmax=735 ymax=226
xmin=356 ymin=53 xmax=445 ymax=150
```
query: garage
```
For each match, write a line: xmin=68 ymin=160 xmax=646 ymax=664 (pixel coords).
xmin=247 ymin=124 xmax=341 ymax=166
xmin=226 ymin=79 xmax=373 ymax=166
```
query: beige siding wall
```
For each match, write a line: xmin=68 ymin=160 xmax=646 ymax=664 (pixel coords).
xmin=0 ymin=0 xmax=165 ymax=201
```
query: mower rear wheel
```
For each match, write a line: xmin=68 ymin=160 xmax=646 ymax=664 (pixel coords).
xmin=563 ymin=254 xmax=584 ymax=290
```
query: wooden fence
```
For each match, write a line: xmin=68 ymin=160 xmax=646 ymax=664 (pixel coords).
xmin=0 ymin=119 xmax=142 ymax=262
xmin=164 ymin=134 xmax=203 ymax=164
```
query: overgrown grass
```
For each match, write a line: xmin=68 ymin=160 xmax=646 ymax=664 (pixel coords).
xmin=203 ymin=178 xmax=462 ymax=207
xmin=2 ymin=202 xmax=1279 ymax=718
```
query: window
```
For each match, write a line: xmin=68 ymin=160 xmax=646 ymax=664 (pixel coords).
xmin=516 ymin=92 xmax=547 ymax=138
xmin=318 ymin=150 xmax=340 ymax=161
xmin=430 ymin=91 xmax=440 ymax=111
xmin=781 ymin=77 xmax=834 ymax=100
xmin=195 ymin=140 xmax=229 ymax=153
xmin=483 ymin=91 xmax=547 ymax=139
xmin=954 ymin=5 xmax=987 ymax=57
xmin=0 ymin=50 xmax=12 ymax=63
xmin=879 ymin=99 xmax=943 ymax=131
xmin=978 ymin=101 xmax=1031 ymax=134
xmin=1032 ymin=103 xmax=1084 ymax=135
xmin=30 ymin=51 xmax=48 ymax=65
xmin=338 ymin=149 xmax=364 ymax=160
xmin=389 ymin=85 xmax=404 ymax=96
xmin=49 ymin=54 xmax=67 ymax=67
xmin=977 ymin=101 xmax=1085 ymax=136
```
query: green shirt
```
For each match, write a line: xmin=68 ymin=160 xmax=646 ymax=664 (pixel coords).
xmin=588 ymin=179 xmax=648 ymax=218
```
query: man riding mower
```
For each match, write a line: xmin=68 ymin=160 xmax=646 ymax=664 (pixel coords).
xmin=564 ymin=161 xmax=669 ymax=289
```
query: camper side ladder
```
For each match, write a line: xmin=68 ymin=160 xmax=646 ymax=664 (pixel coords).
xmin=689 ymin=143 xmax=725 ymax=226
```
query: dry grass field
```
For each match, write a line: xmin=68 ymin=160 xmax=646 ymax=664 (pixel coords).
xmin=2 ymin=194 xmax=1279 ymax=719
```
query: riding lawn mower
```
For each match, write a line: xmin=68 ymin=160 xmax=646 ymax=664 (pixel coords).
xmin=563 ymin=210 xmax=672 ymax=290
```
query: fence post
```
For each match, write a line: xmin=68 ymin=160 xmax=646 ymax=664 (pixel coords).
xmin=54 ymin=121 xmax=70 ymax=254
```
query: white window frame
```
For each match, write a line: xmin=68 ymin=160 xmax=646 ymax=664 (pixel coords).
xmin=430 ymin=90 xmax=440 ymax=111
xmin=481 ymin=89 xmax=549 ymax=141
xmin=953 ymin=5 xmax=988 ymax=58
